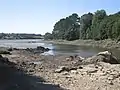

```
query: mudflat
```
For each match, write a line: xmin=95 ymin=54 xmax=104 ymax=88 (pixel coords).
xmin=0 ymin=47 xmax=120 ymax=90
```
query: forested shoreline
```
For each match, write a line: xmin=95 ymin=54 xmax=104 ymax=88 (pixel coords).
xmin=45 ymin=10 xmax=120 ymax=41
xmin=0 ymin=33 xmax=43 ymax=39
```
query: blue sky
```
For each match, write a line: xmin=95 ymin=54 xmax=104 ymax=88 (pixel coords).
xmin=0 ymin=0 xmax=119 ymax=35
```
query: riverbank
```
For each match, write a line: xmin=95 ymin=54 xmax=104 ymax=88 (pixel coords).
xmin=47 ymin=39 xmax=120 ymax=50
xmin=0 ymin=47 xmax=120 ymax=90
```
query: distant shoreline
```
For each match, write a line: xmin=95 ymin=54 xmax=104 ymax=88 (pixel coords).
xmin=0 ymin=33 xmax=43 ymax=39
xmin=45 ymin=39 xmax=120 ymax=50
xmin=0 ymin=38 xmax=43 ymax=40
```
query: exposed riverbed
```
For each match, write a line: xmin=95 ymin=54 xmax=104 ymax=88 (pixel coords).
xmin=1 ymin=39 xmax=120 ymax=90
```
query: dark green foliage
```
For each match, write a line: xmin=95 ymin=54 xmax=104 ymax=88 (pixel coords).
xmin=65 ymin=25 xmax=80 ymax=41
xmin=96 ymin=12 xmax=120 ymax=40
xmin=52 ymin=13 xmax=80 ymax=40
xmin=46 ymin=10 xmax=120 ymax=41
xmin=90 ymin=10 xmax=107 ymax=40
xmin=80 ymin=12 xmax=93 ymax=39
xmin=44 ymin=32 xmax=53 ymax=40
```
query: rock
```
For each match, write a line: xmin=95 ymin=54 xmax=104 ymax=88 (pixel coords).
xmin=83 ymin=67 xmax=98 ymax=73
xmin=75 ymin=55 xmax=84 ymax=61
xmin=65 ymin=75 xmax=72 ymax=78
xmin=28 ymin=41 xmax=36 ymax=43
xmin=98 ymin=51 xmax=111 ymax=56
xmin=77 ymin=65 xmax=98 ymax=75
xmin=69 ymin=67 xmax=78 ymax=70
xmin=55 ymin=66 xmax=69 ymax=73
xmin=0 ymin=50 xmax=11 ymax=55
xmin=37 ymin=46 xmax=50 ymax=51
xmin=21 ymin=61 xmax=27 ymax=65
xmin=7 ymin=47 xmax=13 ymax=51
xmin=94 ymin=71 xmax=107 ymax=76
xmin=0 ymin=55 xmax=9 ymax=64
xmin=45 ymin=48 xmax=50 ymax=51
xmin=37 ymin=46 xmax=45 ymax=50
xmin=28 ymin=69 xmax=34 ymax=72
xmin=87 ymin=69 xmax=98 ymax=73
xmin=107 ymin=75 xmax=114 ymax=80
xmin=78 ymin=66 xmax=83 ymax=69
xmin=97 ymin=62 xmax=111 ymax=68
xmin=66 ymin=58 xmax=70 ymax=61
xmin=66 ymin=56 xmax=74 ymax=61
xmin=98 ymin=51 xmax=119 ymax=64
xmin=55 ymin=68 xmax=63 ymax=73
xmin=70 ymin=70 xmax=78 ymax=74
xmin=110 ymin=71 xmax=119 ymax=76
xmin=107 ymin=80 xmax=114 ymax=85
xmin=82 ymin=51 xmax=119 ymax=64
xmin=0 ymin=55 xmax=15 ymax=67
xmin=26 ymin=46 xmax=50 ymax=54
xmin=61 ymin=71 xmax=69 ymax=75
xmin=13 ymin=48 xmax=19 ymax=50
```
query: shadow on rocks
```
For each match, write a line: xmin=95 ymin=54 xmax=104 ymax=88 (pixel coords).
xmin=0 ymin=55 xmax=64 ymax=90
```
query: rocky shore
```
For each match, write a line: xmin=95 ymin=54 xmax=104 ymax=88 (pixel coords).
xmin=47 ymin=39 xmax=120 ymax=50
xmin=0 ymin=46 xmax=120 ymax=90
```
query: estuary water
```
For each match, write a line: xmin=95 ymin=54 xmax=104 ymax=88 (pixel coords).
xmin=0 ymin=39 xmax=119 ymax=58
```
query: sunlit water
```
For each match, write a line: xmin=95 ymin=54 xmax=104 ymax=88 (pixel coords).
xmin=0 ymin=39 xmax=120 ymax=58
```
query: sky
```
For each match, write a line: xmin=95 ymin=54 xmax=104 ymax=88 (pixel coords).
xmin=0 ymin=0 xmax=119 ymax=35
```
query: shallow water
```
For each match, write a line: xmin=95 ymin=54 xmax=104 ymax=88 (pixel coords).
xmin=0 ymin=39 xmax=120 ymax=58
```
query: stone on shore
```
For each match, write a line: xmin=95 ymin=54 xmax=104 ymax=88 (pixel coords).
xmin=0 ymin=50 xmax=11 ymax=55
xmin=26 ymin=46 xmax=50 ymax=54
xmin=82 ymin=51 xmax=119 ymax=64
xmin=55 ymin=66 xmax=70 ymax=73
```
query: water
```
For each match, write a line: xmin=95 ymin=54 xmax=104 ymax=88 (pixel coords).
xmin=0 ymin=39 xmax=120 ymax=58
xmin=0 ymin=39 xmax=44 ymax=49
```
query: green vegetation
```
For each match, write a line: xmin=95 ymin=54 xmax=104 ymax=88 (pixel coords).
xmin=51 ymin=13 xmax=80 ymax=40
xmin=44 ymin=32 xmax=53 ymax=40
xmin=0 ymin=33 xmax=43 ymax=39
xmin=44 ymin=10 xmax=120 ymax=41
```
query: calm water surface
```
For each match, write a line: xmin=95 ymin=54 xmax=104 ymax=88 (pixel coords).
xmin=0 ymin=39 xmax=120 ymax=58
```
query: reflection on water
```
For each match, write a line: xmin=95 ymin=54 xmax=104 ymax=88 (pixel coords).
xmin=48 ymin=44 xmax=106 ymax=57
xmin=0 ymin=39 xmax=120 ymax=58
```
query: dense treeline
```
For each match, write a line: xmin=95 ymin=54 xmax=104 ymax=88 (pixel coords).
xmin=44 ymin=10 xmax=120 ymax=41
xmin=0 ymin=33 xmax=43 ymax=39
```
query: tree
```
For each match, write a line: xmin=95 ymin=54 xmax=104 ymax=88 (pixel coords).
xmin=44 ymin=32 xmax=53 ymax=40
xmin=65 ymin=24 xmax=80 ymax=41
xmin=52 ymin=13 xmax=80 ymax=40
xmin=91 ymin=9 xmax=107 ymax=40
xmin=79 ymin=12 xmax=93 ymax=39
xmin=50 ymin=9 xmax=120 ymax=41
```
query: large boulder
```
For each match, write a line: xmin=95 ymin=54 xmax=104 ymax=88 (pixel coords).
xmin=82 ymin=51 xmax=119 ymax=64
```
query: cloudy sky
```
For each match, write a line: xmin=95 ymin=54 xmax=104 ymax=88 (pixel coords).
xmin=0 ymin=0 xmax=119 ymax=35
